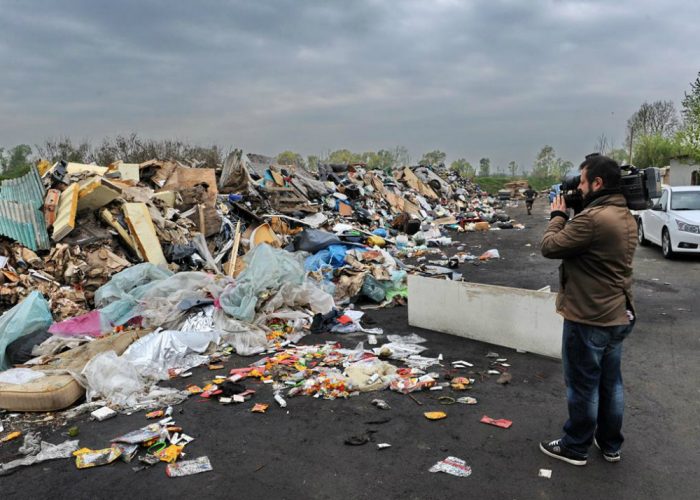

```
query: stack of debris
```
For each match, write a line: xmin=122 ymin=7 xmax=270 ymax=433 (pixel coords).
xmin=0 ymin=151 xmax=523 ymax=416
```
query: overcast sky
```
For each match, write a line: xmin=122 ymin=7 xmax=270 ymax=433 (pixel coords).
xmin=1 ymin=0 xmax=699 ymax=170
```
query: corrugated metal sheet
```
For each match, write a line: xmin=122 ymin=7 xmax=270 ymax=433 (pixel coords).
xmin=0 ymin=200 xmax=50 ymax=250
xmin=0 ymin=165 xmax=50 ymax=250
xmin=0 ymin=165 xmax=46 ymax=209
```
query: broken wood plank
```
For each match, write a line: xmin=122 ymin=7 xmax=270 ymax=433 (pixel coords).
xmin=228 ymin=220 xmax=241 ymax=278
xmin=122 ymin=203 xmax=166 ymax=265
xmin=99 ymin=209 xmax=142 ymax=260
xmin=52 ymin=184 xmax=80 ymax=241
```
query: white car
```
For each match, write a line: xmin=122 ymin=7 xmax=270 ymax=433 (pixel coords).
xmin=637 ymin=185 xmax=700 ymax=258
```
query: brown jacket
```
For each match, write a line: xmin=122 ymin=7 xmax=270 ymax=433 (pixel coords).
xmin=541 ymin=193 xmax=637 ymax=326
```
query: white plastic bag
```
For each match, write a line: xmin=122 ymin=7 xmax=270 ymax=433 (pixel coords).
xmin=82 ymin=351 xmax=146 ymax=406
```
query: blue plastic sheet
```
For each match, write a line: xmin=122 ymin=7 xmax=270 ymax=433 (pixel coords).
xmin=305 ymin=245 xmax=348 ymax=272
xmin=0 ymin=291 xmax=52 ymax=370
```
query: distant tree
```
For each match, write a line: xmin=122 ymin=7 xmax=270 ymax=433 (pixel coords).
xmin=393 ymin=146 xmax=411 ymax=167
xmin=420 ymin=150 xmax=447 ymax=167
xmin=306 ymin=155 xmax=320 ymax=172
xmin=478 ymin=157 xmax=491 ymax=176
xmin=0 ymin=144 xmax=32 ymax=173
xmin=554 ymin=159 xmax=573 ymax=179
xmin=627 ymin=101 xmax=679 ymax=144
xmin=36 ymin=137 xmax=91 ymax=163
xmin=532 ymin=146 xmax=556 ymax=178
xmin=367 ymin=149 xmax=396 ymax=171
xmin=594 ymin=133 xmax=611 ymax=155
xmin=633 ymin=135 xmax=680 ymax=168
xmin=678 ymin=71 xmax=700 ymax=161
xmin=327 ymin=149 xmax=361 ymax=164
xmin=277 ymin=150 xmax=305 ymax=168
xmin=450 ymin=158 xmax=475 ymax=178
xmin=609 ymin=148 xmax=629 ymax=164
xmin=507 ymin=160 xmax=518 ymax=177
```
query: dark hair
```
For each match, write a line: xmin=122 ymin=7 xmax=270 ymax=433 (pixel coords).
xmin=579 ymin=154 xmax=620 ymax=189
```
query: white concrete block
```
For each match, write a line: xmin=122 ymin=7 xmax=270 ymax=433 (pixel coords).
xmin=408 ymin=275 xmax=563 ymax=359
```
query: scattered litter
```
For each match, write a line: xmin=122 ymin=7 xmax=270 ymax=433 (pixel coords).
xmin=252 ymin=403 xmax=269 ymax=413
xmin=539 ymin=468 xmax=552 ymax=479
xmin=480 ymin=415 xmax=512 ymax=429
xmin=377 ymin=443 xmax=392 ymax=450
xmin=424 ymin=411 xmax=447 ymax=420
xmin=74 ymin=446 xmax=122 ymax=469
xmin=456 ymin=397 xmax=478 ymax=405
xmin=371 ymin=399 xmax=391 ymax=410
xmin=166 ymin=456 xmax=213 ymax=477
xmin=429 ymin=456 xmax=472 ymax=477
xmin=91 ymin=407 xmax=117 ymax=421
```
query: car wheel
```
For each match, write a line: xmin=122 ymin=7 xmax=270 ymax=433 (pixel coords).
xmin=637 ymin=219 xmax=650 ymax=246
xmin=661 ymin=228 xmax=674 ymax=259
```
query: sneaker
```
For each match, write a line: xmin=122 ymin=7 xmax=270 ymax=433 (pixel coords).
xmin=539 ymin=439 xmax=587 ymax=466
xmin=593 ymin=437 xmax=621 ymax=463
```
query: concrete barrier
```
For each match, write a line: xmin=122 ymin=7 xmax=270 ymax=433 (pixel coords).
xmin=408 ymin=275 xmax=563 ymax=359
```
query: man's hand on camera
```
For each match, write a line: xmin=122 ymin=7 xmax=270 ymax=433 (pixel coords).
xmin=551 ymin=195 xmax=567 ymax=212
xmin=549 ymin=195 xmax=569 ymax=220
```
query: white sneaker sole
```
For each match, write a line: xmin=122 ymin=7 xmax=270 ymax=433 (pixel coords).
xmin=593 ymin=438 xmax=621 ymax=462
xmin=539 ymin=443 xmax=587 ymax=466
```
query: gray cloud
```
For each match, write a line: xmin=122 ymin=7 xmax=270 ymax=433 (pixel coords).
xmin=1 ymin=0 xmax=699 ymax=169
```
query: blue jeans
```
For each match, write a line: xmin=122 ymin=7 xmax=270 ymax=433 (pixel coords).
xmin=560 ymin=319 xmax=634 ymax=456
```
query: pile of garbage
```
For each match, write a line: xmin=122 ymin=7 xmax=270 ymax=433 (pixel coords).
xmin=0 ymin=151 xmax=522 ymax=473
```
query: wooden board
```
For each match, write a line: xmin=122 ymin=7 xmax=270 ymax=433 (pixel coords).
xmin=122 ymin=203 xmax=167 ymax=265
xmin=52 ymin=183 xmax=80 ymax=241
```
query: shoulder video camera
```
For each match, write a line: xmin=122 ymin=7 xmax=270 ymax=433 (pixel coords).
xmin=560 ymin=154 xmax=662 ymax=213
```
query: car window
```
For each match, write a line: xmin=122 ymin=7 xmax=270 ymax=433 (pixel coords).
xmin=659 ymin=190 xmax=669 ymax=211
xmin=671 ymin=191 xmax=700 ymax=210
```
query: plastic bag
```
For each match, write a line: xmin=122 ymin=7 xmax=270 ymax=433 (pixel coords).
xmin=138 ymin=272 xmax=232 ymax=329
xmin=345 ymin=359 xmax=397 ymax=392
xmin=304 ymin=245 xmax=348 ymax=272
xmin=48 ymin=310 xmax=111 ymax=337
xmin=262 ymin=281 xmax=335 ymax=315
xmin=94 ymin=263 xmax=173 ymax=326
xmin=0 ymin=440 xmax=80 ymax=476
xmin=6 ymin=329 xmax=51 ymax=365
xmin=0 ymin=291 xmax=53 ymax=371
xmin=94 ymin=263 xmax=172 ymax=308
xmin=122 ymin=329 xmax=221 ymax=380
xmin=219 ymin=244 xmax=306 ymax=321
xmin=82 ymin=351 xmax=146 ymax=406
xmin=361 ymin=275 xmax=386 ymax=302
xmin=214 ymin=310 xmax=268 ymax=356
xmin=293 ymin=229 xmax=343 ymax=253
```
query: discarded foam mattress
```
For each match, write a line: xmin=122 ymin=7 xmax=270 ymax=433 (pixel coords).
xmin=0 ymin=373 xmax=84 ymax=412
xmin=0 ymin=330 xmax=148 ymax=412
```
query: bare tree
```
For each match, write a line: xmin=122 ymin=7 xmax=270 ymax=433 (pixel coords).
xmin=627 ymin=100 xmax=679 ymax=142
xmin=594 ymin=133 xmax=610 ymax=155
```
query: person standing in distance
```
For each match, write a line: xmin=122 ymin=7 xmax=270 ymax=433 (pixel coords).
xmin=524 ymin=185 xmax=538 ymax=215
xmin=539 ymin=154 xmax=637 ymax=466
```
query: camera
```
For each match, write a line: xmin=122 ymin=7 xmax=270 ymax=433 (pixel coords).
xmin=560 ymin=157 xmax=662 ymax=214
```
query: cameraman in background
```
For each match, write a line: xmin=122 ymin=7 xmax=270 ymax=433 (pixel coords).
xmin=539 ymin=154 xmax=637 ymax=466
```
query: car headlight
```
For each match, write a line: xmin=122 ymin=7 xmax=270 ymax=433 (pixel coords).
xmin=675 ymin=219 xmax=700 ymax=234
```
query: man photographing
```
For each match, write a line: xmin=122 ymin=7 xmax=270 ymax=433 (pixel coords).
xmin=539 ymin=154 xmax=638 ymax=466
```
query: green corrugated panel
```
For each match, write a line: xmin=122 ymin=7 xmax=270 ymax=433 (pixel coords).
xmin=0 ymin=164 xmax=46 ymax=210
xmin=0 ymin=200 xmax=50 ymax=251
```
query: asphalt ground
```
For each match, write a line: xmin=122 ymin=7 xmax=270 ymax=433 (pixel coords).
xmin=1 ymin=198 xmax=699 ymax=499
